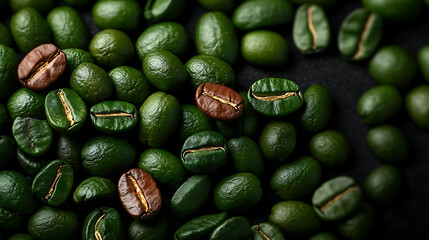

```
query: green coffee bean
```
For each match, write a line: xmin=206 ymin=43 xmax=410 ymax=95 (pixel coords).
xmin=136 ymin=22 xmax=189 ymax=61
xmin=89 ymin=29 xmax=134 ymax=69
xmin=144 ymin=0 xmax=186 ymax=22
xmin=73 ymin=176 xmax=116 ymax=205
xmin=259 ymin=121 xmax=296 ymax=161
xmin=45 ymin=88 xmax=87 ymax=133
xmin=62 ymin=48 xmax=95 ymax=76
xmin=248 ymin=78 xmax=303 ymax=117
xmin=299 ymin=84 xmax=333 ymax=132
xmin=174 ymin=212 xmax=227 ymax=240
xmin=241 ymin=30 xmax=289 ymax=69
xmin=32 ymin=160 xmax=74 ymax=206
xmin=364 ymin=165 xmax=402 ymax=204
xmin=0 ymin=23 xmax=13 ymax=47
xmin=81 ymin=135 xmax=136 ymax=177
xmin=8 ymin=234 xmax=35 ymax=240
xmin=0 ymin=136 xmax=14 ymax=168
xmin=108 ymin=66 xmax=151 ymax=107
xmin=214 ymin=173 xmax=263 ymax=212
xmin=82 ymin=207 xmax=124 ymax=240
xmin=361 ymin=0 xmax=422 ymax=21
xmin=369 ymin=45 xmax=417 ymax=88
xmin=271 ymin=156 xmax=322 ymax=200
xmin=0 ymin=170 xmax=37 ymax=214
xmin=210 ymin=216 xmax=251 ymax=240
xmin=309 ymin=130 xmax=351 ymax=167
xmin=418 ymin=45 xmax=429 ymax=83
xmin=70 ymin=62 xmax=113 ymax=104
xmin=128 ymin=215 xmax=169 ymax=240
xmin=17 ymin=149 xmax=46 ymax=177
xmin=56 ymin=134 xmax=81 ymax=172
xmin=90 ymin=100 xmax=138 ymax=134
xmin=138 ymin=92 xmax=181 ymax=147
xmin=357 ymin=85 xmax=403 ymax=125
xmin=181 ymin=131 xmax=228 ymax=174
xmin=177 ymin=104 xmax=213 ymax=143
xmin=406 ymin=85 xmax=429 ymax=130
xmin=28 ymin=206 xmax=79 ymax=240
xmin=171 ymin=175 xmax=211 ymax=218
xmin=251 ymin=222 xmax=285 ymax=240
xmin=310 ymin=232 xmax=339 ymax=240
xmin=0 ymin=207 xmax=25 ymax=232
xmin=366 ymin=125 xmax=409 ymax=163
xmin=228 ymin=137 xmax=264 ymax=176
xmin=10 ymin=8 xmax=52 ymax=53
xmin=47 ymin=6 xmax=89 ymax=49
xmin=197 ymin=0 xmax=234 ymax=13
xmin=196 ymin=11 xmax=239 ymax=65
xmin=233 ymin=0 xmax=294 ymax=30
xmin=10 ymin=0 xmax=54 ymax=14
xmin=0 ymin=45 xmax=20 ymax=99
xmin=7 ymin=88 xmax=45 ymax=120
xmin=269 ymin=201 xmax=322 ymax=237
xmin=338 ymin=8 xmax=383 ymax=61
xmin=92 ymin=0 xmax=141 ymax=31
xmin=185 ymin=55 xmax=236 ymax=89
xmin=0 ymin=104 xmax=7 ymax=132
xmin=338 ymin=202 xmax=375 ymax=240
xmin=138 ymin=148 xmax=186 ymax=190
xmin=312 ymin=176 xmax=362 ymax=221
xmin=142 ymin=49 xmax=188 ymax=91
xmin=12 ymin=117 xmax=53 ymax=157
xmin=293 ymin=4 xmax=330 ymax=54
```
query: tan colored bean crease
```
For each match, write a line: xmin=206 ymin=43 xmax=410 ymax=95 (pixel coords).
xmin=93 ymin=112 xmax=135 ymax=118
xmin=201 ymin=91 xmax=240 ymax=111
xmin=319 ymin=186 xmax=358 ymax=211
xmin=57 ymin=90 xmax=75 ymax=127
xmin=45 ymin=165 xmax=64 ymax=200
xmin=182 ymin=146 xmax=226 ymax=158
xmin=353 ymin=14 xmax=374 ymax=59
xmin=24 ymin=49 xmax=61 ymax=83
xmin=252 ymin=91 xmax=299 ymax=101
xmin=256 ymin=225 xmax=270 ymax=240
xmin=127 ymin=174 xmax=149 ymax=213
xmin=307 ymin=5 xmax=318 ymax=50
xmin=94 ymin=213 xmax=106 ymax=240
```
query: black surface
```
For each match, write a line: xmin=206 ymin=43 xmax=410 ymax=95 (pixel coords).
xmin=1 ymin=0 xmax=429 ymax=239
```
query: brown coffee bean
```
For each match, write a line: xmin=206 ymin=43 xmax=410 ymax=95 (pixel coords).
xmin=17 ymin=43 xmax=67 ymax=90
xmin=118 ymin=168 xmax=162 ymax=220
xmin=195 ymin=83 xmax=244 ymax=121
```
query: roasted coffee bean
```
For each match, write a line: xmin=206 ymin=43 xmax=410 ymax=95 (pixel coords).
xmin=45 ymin=88 xmax=87 ymax=133
xmin=312 ymin=176 xmax=362 ymax=221
xmin=32 ymin=160 xmax=74 ymax=206
xmin=118 ymin=168 xmax=162 ymax=220
xmin=17 ymin=44 xmax=66 ymax=90
xmin=248 ymin=78 xmax=303 ymax=117
xmin=195 ymin=83 xmax=244 ymax=121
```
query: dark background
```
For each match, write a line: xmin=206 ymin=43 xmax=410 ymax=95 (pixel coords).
xmin=2 ymin=0 xmax=429 ymax=239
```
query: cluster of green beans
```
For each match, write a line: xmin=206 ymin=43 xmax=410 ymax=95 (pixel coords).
xmin=0 ymin=0 xmax=428 ymax=239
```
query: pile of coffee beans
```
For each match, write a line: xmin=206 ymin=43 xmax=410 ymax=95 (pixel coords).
xmin=0 ymin=0 xmax=428 ymax=239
